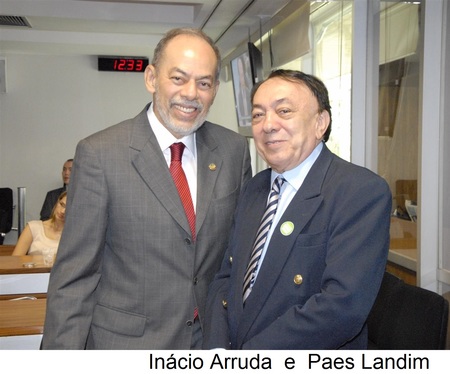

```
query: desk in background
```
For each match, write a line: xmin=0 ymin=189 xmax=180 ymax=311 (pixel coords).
xmin=0 ymin=255 xmax=51 ymax=274
xmin=388 ymin=217 xmax=417 ymax=285
xmin=0 ymin=245 xmax=15 ymax=256
xmin=0 ymin=256 xmax=50 ymax=349
xmin=0 ymin=298 xmax=46 ymax=349
xmin=0 ymin=255 xmax=51 ymax=295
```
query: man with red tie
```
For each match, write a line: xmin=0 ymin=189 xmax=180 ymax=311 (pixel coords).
xmin=42 ymin=28 xmax=251 ymax=350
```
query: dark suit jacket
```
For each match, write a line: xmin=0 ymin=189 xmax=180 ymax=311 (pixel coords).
xmin=203 ymin=145 xmax=392 ymax=350
xmin=41 ymin=104 xmax=252 ymax=349
xmin=40 ymin=186 xmax=66 ymax=220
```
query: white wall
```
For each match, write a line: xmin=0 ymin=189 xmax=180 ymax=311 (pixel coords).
xmin=0 ymin=54 xmax=238 ymax=244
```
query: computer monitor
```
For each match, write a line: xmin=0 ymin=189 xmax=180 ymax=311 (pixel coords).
xmin=230 ymin=43 xmax=263 ymax=137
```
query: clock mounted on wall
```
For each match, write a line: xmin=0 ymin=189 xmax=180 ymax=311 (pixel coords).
xmin=98 ymin=56 xmax=149 ymax=72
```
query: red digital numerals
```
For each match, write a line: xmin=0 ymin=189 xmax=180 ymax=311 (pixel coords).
xmin=113 ymin=59 xmax=144 ymax=71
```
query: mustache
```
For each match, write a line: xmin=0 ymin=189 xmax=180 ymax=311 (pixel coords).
xmin=171 ymin=100 xmax=203 ymax=111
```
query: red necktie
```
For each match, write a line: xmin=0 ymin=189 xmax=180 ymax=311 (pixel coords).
xmin=170 ymin=143 xmax=198 ymax=322
xmin=170 ymin=143 xmax=196 ymax=241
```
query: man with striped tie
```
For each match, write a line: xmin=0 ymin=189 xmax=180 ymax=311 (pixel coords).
xmin=203 ymin=70 xmax=392 ymax=350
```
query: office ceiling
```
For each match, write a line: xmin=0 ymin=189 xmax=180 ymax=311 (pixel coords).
xmin=0 ymin=0 xmax=298 ymax=60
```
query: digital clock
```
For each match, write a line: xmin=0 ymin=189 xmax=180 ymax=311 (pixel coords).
xmin=98 ymin=56 xmax=149 ymax=72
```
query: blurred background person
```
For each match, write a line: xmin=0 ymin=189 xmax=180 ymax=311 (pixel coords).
xmin=13 ymin=191 xmax=67 ymax=256
xmin=40 ymin=159 xmax=73 ymax=220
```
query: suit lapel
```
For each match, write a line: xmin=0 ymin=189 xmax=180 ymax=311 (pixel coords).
xmin=231 ymin=171 xmax=271 ymax=342
xmin=237 ymin=145 xmax=334 ymax=344
xmin=234 ymin=173 xmax=271 ymax=297
xmin=129 ymin=105 xmax=192 ymax=236
xmin=195 ymin=125 xmax=222 ymax=235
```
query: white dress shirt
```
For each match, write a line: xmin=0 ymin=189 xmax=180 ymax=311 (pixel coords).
xmin=147 ymin=104 xmax=197 ymax=211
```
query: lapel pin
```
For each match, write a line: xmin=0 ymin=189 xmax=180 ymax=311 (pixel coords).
xmin=280 ymin=221 xmax=294 ymax=236
xmin=209 ymin=163 xmax=217 ymax=171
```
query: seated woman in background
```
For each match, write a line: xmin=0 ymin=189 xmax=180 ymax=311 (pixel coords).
xmin=12 ymin=191 xmax=67 ymax=256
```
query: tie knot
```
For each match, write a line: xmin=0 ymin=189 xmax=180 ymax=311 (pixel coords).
xmin=273 ymin=176 xmax=286 ymax=193
xmin=170 ymin=142 xmax=185 ymax=162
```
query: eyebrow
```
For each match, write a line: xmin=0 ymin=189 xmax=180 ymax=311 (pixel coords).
xmin=274 ymin=97 xmax=292 ymax=105
xmin=171 ymin=67 xmax=214 ymax=81
xmin=253 ymin=97 xmax=292 ymax=110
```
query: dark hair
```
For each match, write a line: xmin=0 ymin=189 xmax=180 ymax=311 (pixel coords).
xmin=151 ymin=28 xmax=221 ymax=82
xmin=251 ymin=69 xmax=332 ymax=142
xmin=50 ymin=191 xmax=67 ymax=223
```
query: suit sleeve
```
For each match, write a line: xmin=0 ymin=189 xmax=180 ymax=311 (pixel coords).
xmin=202 ymin=237 xmax=235 ymax=349
xmin=202 ymin=130 xmax=251 ymax=349
xmin=202 ymin=176 xmax=252 ymax=349
xmin=41 ymin=138 xmax=108 ymax=349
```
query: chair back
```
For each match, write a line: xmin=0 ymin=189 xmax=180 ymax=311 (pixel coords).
xmin=368 ymin=271 xmax=449 ymax=349
xmin=0 ymin=188 xmax=13 ymax=245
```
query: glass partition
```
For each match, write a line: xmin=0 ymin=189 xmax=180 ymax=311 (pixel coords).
xmin=377 ymin=1 xmax=421 ymax=284
xmin=281 ymin=1 xmax=353 ymax=162
xmin=440 ymin=1 xmax=450 ymax=294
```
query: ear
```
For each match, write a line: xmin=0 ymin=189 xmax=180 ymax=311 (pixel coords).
xmin=315 ymin=110 xmax=330 ymax=140
xmin=144 ymin=64 xmax=157 ymax=94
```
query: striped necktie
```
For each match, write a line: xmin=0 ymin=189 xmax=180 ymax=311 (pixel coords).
xmin=243 ymin=176 xmax=285 ymax=302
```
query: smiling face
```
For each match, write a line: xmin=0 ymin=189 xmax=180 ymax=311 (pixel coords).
xmin=251 ymin=77 xmax=330 ymax=173
xmin=144 ymin=34 xmax=219 ymax=138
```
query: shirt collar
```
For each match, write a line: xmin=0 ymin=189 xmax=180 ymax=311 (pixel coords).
xmin=271 ymin=142 xmax=323 ymax=191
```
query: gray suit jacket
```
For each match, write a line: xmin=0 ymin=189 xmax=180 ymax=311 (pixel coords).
xmin=203 ymin=145 xmax=392 ymax=349
xmin=41 ymin=104 xmax=252 ymax=349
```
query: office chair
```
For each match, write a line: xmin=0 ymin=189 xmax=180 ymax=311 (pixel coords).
xmin=0 ymin=188 xmax=13 ymax=245
xmin=367 ymin=271 xmax=449 ymax=349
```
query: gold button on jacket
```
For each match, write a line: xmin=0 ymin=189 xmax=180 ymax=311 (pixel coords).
xmin=293 ymin=274 xmax=303 ymax=285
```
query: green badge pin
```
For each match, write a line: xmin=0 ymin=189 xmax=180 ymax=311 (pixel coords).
xmin=280 ymin=221 xmax=294 ymax=236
